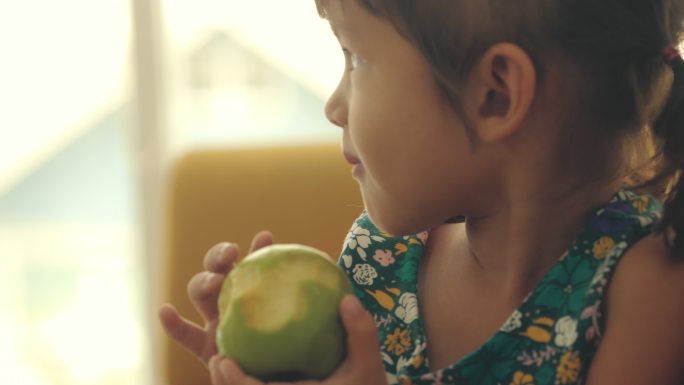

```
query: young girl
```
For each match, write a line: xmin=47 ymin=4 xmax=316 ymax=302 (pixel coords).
xmin=159 ymin=0 xmax=684 ymax=384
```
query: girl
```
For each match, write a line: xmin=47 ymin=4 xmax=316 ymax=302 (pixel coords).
xmin=159 ymin=0 xmax=684 ymax=384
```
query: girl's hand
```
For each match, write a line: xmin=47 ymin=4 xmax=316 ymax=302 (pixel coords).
xmin=158 ymin=231 xmax=274 ymax=365
xmin=207 ymin=295 xmax=388 ymax=385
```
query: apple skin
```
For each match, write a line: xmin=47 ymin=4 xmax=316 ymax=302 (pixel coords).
xmin=216 ymin=244 xmax=354 ymax=382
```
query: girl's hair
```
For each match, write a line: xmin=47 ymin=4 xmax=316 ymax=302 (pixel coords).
xmin=317 ymin=0 xmax=684 ymax=256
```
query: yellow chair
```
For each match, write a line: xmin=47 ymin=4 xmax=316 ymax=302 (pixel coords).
xmin=159 ymin=143 xmax=363 ymax=385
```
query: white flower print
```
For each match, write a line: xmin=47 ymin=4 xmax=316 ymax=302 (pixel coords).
xmin=416 ymin=231 xmax=429 ymax=245
xmin=344 ymin=222 xmax=384 ymax=260
xmin=340 ymin=254 xmax=353 ymax=269
xmin=381 ymin=352 xmax=398 ymax=385
xmin=381 ymin=351 xmax=394 ymax=365
xmin=638 ymin=214 xmax=656 ymax=227
xmin=396 ymin=355 xmax=412 ymax=373
xmin=385 ymin=372 xmax=398 ymax=385
xmin=500 ymin=310 xmax=523 ymax=332
xmin=591 ymin=257 xmax=613 ymax=286
xmin=554 ymin=316 xmax=579 ymax=348
xmin=394 ymin=293 xmax=419 ymax=324
xmin=352 ymin=263 xmax=378 ymax=286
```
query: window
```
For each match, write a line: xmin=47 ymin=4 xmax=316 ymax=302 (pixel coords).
xmin=0 ymin=1 xmax=147 ymax=385
xmin=0 ymin=1 xmax=339 ymax=384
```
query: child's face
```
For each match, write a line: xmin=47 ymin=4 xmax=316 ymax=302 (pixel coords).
xmin=323 ymin=0 xmax=489 ymax=235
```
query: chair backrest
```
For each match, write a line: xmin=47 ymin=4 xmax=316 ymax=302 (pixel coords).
xmin=159 ymin=143 xmax=363 ymax=385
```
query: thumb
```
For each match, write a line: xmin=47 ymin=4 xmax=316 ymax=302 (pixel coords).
xmin=340 ymin=295 xmax=383 ymax=366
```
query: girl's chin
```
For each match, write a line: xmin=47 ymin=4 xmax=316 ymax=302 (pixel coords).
xmin=364 ymin=204 xmax=425 ymax=237
xmin=351 ymin=163 xmax=365 ymax=178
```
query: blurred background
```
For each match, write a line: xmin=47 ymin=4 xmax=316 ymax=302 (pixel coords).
xmin=0 ymin=0 xmax=342 ymax=384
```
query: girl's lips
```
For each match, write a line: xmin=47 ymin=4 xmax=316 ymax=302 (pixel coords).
xmin=343 ymin=152 xmax=362 ymax=165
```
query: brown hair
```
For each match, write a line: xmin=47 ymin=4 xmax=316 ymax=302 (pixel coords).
xmin=317 ymin=0 xmax=684 ymax=255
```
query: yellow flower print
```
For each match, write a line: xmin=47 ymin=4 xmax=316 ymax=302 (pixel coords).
xmin=592 ymin=236 xmax=615 ymax=260
xmin=379 ymin=229 xmax=394 ymax=237
xmin=365 ymin=289 xmax=396 ymax=311
xmin=519 ymin=317 xmax=554 ymax=343
xmin=408 ymin=238 xmax=422 ymax=246
xmin=398 ymin=376 xmax=414 ymax=385
xmin=556 ymin=351 xmax=581 ymax=384
xmin=534 ymin=317 xmax=555 ymax=327
xmin=395 ymin=243 xmax=409 ymax=256
xmin=510 ymin=370 xmax=535 ymax=385
xmin=411 ymin=354 xmax=423 ymax=369
xmin=384 ymin=327 xmax=413 ymax=356
xmin=387 ymin=287 xmax=401 ymax=296
xmin=633 ymin=195 xmax=650 ymax=213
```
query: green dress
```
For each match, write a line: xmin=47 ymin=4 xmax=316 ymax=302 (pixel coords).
xmin=337 ymin=189 xmax=662 ymax=385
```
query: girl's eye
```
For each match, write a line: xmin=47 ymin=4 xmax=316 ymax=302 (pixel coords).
xmin=350 ymin=52 xmax=363 ymax=69
xmin=342 ymin=48 xmax=363 ymax=71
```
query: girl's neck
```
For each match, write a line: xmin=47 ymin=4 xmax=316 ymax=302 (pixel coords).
xmin=461 ymin=177 xmax=624 ymax=300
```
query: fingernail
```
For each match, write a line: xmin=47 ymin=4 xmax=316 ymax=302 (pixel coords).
xmin=218 ymin=243 xmax=230 ymax=259
xmin=209 ymin=356 xmax=220 ymax=374
xmin=343 ymin=295 xmax=364 ymax=316
xmin=203 ymin=273 xmax=217 ymax=289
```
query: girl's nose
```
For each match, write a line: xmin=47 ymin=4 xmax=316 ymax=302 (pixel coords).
xmin=324 ymin=80 xmax=348 ymax=129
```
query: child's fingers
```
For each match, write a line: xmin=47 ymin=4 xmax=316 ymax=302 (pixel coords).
xmin=209 ymin=356 xmax=227 ymax=385
xmin=209 ymin=356 xmax=265 ymax=385
xmin=248 ymin=231 xmax=274 ymax=254
xmin=204 ymin=242 xmax=240 ymax=274
xmin=338 ymin=295 xmax=386 ymax=379
xmin=187 ymin=271 xmax=224 ymax=321
xmin=203 ymin=232 xmax=271 ymax=273
xmin=158 ymin=304 xmax=209 ymax=361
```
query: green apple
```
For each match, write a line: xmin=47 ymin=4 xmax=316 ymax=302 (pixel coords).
xmin=216 ymin=243 xmax=353 ymax=382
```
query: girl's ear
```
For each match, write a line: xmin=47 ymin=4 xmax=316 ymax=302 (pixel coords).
xmin=466 ymin=43 xmax=537 ymax=143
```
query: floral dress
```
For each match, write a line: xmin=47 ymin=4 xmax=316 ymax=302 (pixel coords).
xmin=337 ymin=189 xmax=662 ymax=385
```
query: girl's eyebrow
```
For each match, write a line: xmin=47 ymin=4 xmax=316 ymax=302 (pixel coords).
xmin=324 ymin=0 xmax=352 ymax=39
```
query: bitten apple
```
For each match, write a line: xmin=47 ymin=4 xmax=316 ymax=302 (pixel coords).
xmin=216 ymin=244 xmax=353 ymax=382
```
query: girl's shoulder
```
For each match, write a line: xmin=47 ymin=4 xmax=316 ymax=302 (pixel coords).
xmin=615 ymin=230 xmax=684 ymax=281
xmin=585 ymin=232 xmax=684 ymax=384
xmin=610 ymin=231 xmax=684 ymax=310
